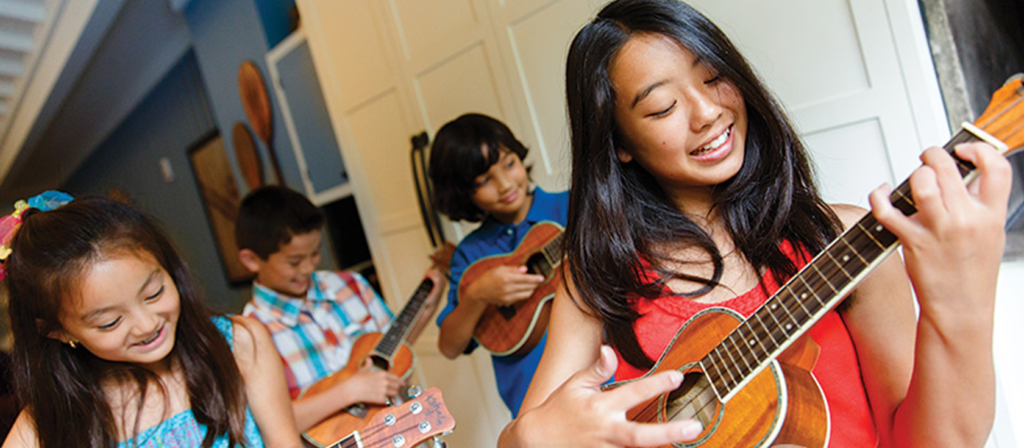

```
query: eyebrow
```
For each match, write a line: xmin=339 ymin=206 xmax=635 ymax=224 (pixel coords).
xmin=80 ymin=269 xmax=161 ymax=321
xmin=631 ymin=55 xmax=708 ymax=109
xmin=631 ymin=80 xmax=667 ymax=109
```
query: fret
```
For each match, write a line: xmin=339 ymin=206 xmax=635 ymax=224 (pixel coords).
xmin=890 ymin=186 xmax=917 ymax=216
xmin=791 ymin=277 xmax=819 ymax=317
xmin=823 ymin=250 xmax=854 ymax=281
xmin=714 ymin=345 xmax=740 ymax=388
xmin=759 ymin=300 xmax=790 ymax=341
xmin=723 ymin=334 xmax=754 ymax=374
xmin=542 ymin=234 xmax=564 ymax=261
xmin=772 ymin=298 xmax=799 ymax=336
xmin=751 ymin=312 xmax=780 ymax=347
xmin=330 ymin=432 xmax=360 ymax=448
xmin=747 ymin=320 xmax=773 ymax=359
xmin=809 ymin=262 xmax=840 ymax=295
xmin=731 ymin=322 xmax=768 ymax=363
xmin=838 ymin=235 xmax=869 ymax=266
xmin=855 ymin=221 xmax=886 ymax=250
xmin=375 ymin=279 xmax=435 ymax=357
xmin=703 ymin=119 xmax=1012 ymax=403
xmin=704 ymin=353 xmax=730 ymax=395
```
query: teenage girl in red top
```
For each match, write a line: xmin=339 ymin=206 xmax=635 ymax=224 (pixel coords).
xmin=499 ymin=0 xmax=1012 ymax=447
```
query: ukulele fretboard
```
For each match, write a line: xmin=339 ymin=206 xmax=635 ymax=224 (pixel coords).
xmin=699 ymin=125 xmax=996 ymax=403
xmin=375 ymin=278 xmax=435 ymax=358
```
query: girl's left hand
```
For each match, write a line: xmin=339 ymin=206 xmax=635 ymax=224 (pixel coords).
xmin=869 ymin=142 xmax=1011 ymax=318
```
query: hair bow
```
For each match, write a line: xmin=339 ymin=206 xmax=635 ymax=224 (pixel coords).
xmin=0 ymin=190 xmax=74 ymax=280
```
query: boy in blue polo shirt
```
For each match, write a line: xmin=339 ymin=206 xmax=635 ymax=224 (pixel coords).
xmin=428 ymin=113 xmax=569 ymax=417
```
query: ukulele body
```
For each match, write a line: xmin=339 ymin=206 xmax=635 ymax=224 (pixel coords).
xmin=301 ymin=332 xmax=414 ymax=447
xmin=465 ymin=221 xmax=563 ymax=356
xmin=609 ymin=308 xmax=829 ymax=448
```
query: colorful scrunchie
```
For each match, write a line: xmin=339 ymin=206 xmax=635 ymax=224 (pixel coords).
xmin=0 ymin=190 xmax=74 ymax=281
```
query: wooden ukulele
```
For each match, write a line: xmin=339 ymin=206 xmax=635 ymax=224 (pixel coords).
xmin=607 ymin=75 xmax=1024 ymax=447
xmin=463 ymin=220 xmax=564 ymax=356
xmin=314 ymin=387 xmax=455 ymax=448
xmin=302 ymin=243 xmax=455 ymax=447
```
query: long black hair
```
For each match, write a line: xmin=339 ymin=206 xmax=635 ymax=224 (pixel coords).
xmin=564 ymin=0 xmax=841 ymax=370
xmin=5 ymin=197 xmax=250 ymax=448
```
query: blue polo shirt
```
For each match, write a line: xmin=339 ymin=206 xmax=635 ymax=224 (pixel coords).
xmin=436 ymin=187 xmax=569 ymax=417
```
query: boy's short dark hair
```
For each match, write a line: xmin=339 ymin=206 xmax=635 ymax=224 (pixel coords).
xmin=236 ymin=185 xmax=325 ymax=259
xmin=428 ymin=113 xmax=529 ymax=222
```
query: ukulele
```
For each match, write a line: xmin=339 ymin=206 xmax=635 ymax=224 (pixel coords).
xmin=463 ymin=221 xmax=564 ymax=356
xmin=606 ymin=74 xmax=1024 ymax=447
xmin=313 ymin=386 xmax=455 ymax=448
xmin=301 ymin=243 xmax=455 ymax=447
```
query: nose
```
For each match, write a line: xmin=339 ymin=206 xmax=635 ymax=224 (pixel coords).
xmin=686 ymin=86 xmax=722 ymax=132
xmin=493 ymin=170 xmax=513 ymax=192
xmin=300 ymin=256 xmax=318 ymax=276
xmin=131 ymin=306 xmax=161 ymax=337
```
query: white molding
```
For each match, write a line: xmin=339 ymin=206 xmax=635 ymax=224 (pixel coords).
xmin=0 ymin=0 xmax=86 ymax=181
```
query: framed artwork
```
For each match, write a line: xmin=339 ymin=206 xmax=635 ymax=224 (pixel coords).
xmin=188 ymin=131 xmax=254 ymax=284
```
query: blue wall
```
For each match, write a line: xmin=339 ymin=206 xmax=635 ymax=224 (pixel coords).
xmin=64 ymin=52 xmax=249 ymax=313
xmin=183 ymin=0 xmax=304 ymax=196
xmin=254 ymin=0 xmax=297 ymax=49
xmin=63 ymin=0 xmax=336 ymax=312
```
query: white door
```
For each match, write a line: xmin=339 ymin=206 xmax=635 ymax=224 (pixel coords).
xmin=295 ymin=0 xmax=971 ymax=445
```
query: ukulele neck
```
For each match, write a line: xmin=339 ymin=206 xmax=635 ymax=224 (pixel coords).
xmin=700 ymin=123 xmax=1006 ymax=403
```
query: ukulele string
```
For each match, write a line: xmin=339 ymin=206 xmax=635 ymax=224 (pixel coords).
xmin=976 ymin=90 xmax=1023 ymax=138
xmin=628 ymin=80 xmax=1024 ymax=430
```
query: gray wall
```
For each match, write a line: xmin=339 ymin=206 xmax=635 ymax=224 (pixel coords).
xmin=63 ymin=52 xmax=248 ymax=313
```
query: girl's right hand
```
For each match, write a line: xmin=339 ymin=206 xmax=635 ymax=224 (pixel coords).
xmin=503 ymin=346 xmax=703 ymax=448
xmin=463 ymin=265 xmax=545 ymax=306
xmin=338 ymin=358 xmax=405 ymax=405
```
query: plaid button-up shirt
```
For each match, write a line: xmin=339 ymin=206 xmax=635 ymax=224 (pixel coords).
xmin=243 ymin=270 xmax=393 ymax=398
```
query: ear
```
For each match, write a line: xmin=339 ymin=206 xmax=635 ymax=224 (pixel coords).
xmin=238 ymin=249 xmax=263 ymax=274
xmin=47 ymin=329 xmax=69 ymax=343
xmin=616 ymin=146 xmax=634 ymax=163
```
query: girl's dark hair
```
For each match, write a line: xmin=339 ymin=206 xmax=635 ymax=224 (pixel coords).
xmin=428 ymin=113 xmax=529 ymax=222
xmin=564 ymin=0 xmax=841 ymax=370
xmin=236 ymin=185 xmax=325 ymax=260
xmin=5 ymin=197 xmax=249 ymax=448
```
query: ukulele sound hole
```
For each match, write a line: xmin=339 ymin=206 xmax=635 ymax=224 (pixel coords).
xmin=664 ymin=371 xmax=719 ymax=428
xmin=370 ymin=354 xmax=390 ymax=371
xmin=526 ymin=253 xmax=552 ymax=278
xmin=497 ymin=305 xmax=517 ymax=320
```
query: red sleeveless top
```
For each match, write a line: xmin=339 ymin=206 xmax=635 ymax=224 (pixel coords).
xmin=615 ymin=241 xmax=878 ymax=447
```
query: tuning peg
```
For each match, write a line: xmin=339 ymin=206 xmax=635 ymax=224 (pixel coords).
xmin=406 ymin=384 xmax=423 ymax=398
xmin=431 ymin=435 xmax=447 ymax=448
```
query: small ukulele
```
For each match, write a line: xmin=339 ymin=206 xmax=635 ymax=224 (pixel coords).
xmin=313 ymin=387 xmax=455 ymax=448
xmin=301 ymin=243 xmax=455 ymax=447
xmin=463 ymin=221 xmax=564 ymax=356
xmin=607 ymin=75 xmax=1024 ymax=447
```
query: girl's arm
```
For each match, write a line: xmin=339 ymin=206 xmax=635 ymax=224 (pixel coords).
xmin=2 ymin=412 xmax=40 ymax=448
xmin=499 ymin=268 xmax=702 ymax=448
xmin=231 ymin=315 xmax=304 ymax=448
xmin=845 ymin=142 xmax=1010 ymax=448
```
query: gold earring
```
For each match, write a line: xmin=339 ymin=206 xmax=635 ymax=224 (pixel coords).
xmin=68 ymin=340 xmax=77 ymax=349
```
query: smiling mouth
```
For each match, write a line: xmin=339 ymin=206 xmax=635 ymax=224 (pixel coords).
xmin=691 ymin=126 xmax=732 ymax=156
xmin=137 ymin=326 xmax=162 ymax=346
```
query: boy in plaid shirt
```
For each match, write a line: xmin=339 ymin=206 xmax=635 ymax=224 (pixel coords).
xmin=236 ymin=186 xmax=443 ymax=432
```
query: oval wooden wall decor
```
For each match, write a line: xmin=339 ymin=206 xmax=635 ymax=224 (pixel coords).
xmin=237 ymin=60 xmax=273 ymax=144
xmin=232 ymin=122 xmax=263 ymax=190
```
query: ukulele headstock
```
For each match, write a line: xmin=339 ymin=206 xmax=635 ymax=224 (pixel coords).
xmin=430 ymin=242 xmax=457 ymax=278
xmin=354 ymin=387 xmax=455 ymax=448
xmin=973 ymin=74 xmax=1024 ymax=155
